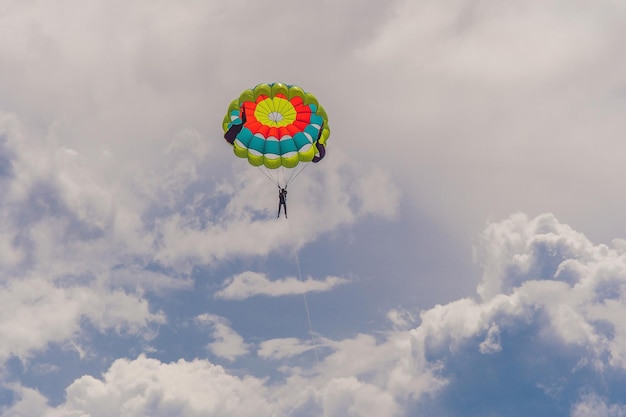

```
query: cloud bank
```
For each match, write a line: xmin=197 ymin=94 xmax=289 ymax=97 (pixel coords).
xmin=4 ymin=213 xmax=625 ymax=416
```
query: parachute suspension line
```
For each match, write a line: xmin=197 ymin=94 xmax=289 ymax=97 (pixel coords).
xmin=256 ymin=166 xmax=280 ymax=188
xmin=270 ymin=167 xmax=281 ymax=188
xmin=286 ymin=163 xmax=308 ymax=188
xmin=255 ymin=163 xmax=309 ymax=190
xmin=287 ymin=219 xmax=321 ymax=367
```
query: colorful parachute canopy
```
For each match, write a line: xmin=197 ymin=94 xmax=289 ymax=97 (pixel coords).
xmin=223 ymin=83 xmax=330 ymax=169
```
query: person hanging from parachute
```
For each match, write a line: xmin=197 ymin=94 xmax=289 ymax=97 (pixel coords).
xmin=222 ymin=82 xmax=330 ymax=219
xmin=277 ymin=187 xmax=288 ymax=218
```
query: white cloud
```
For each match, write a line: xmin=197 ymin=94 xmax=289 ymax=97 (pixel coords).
xmin=310 ymin=332 xmax=446 ymax=408
xmin=0 ymin=385 xmax=50 ymax=417
xmin=195 ymin=314 xmax=249 ymax=361
xmin=322 ymin=377 xmax=399 ymax=417
xmin=470 ymin=213 xmax=626 ymax=370
xmin=475 ymin=212 xmax=595 ymax=300
xmin=391 ymin=212 xmax=626 ymax=414
xmin=478 ymin=324 xmax=501 ymax=354
xmin=0 ymin=276 xmax=163 ymax=362
xmin=257 ymin=337 xmax=317 ymax=361
xmin=571 ymin=393 xmax=626 ymax=417
xmin=21 ymin=333 xmax=429 ymax=417
xmin=386 ymin=309 xmax=416 ymax=331
xmin=215 ymin=271 xmax=350 ymax=300
xmin=38 ymin=355 xmax=271 ymax=417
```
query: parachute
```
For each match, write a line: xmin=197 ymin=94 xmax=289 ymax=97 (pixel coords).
xmin=221 ymin=83 xmax=326 ymax=368
xmin=222 ymin=82 xmax=330 ymax=188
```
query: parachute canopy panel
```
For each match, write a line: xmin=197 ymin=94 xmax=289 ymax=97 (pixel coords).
xmin=223 ymin=82 xmax=330 ymax=169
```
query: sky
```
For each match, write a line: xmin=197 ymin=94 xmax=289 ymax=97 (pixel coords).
xmin=1 ymin=1 xmax=626 ymax=416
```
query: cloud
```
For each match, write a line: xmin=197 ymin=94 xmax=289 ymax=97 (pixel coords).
xmin=257 ymin=337 xmax=317 ymax=361
xmin=402 ymin=212 xmax=626 ymax=415
xmin=478 ymin=323 xmax=501 ymax=354
xmin=151 ymin=147 xmax=401 ymax=269
xmin=215 ymin=271 xmax=350 ymax=300
xmin=571 ymin=393 xmax=626 ymax=417
xmin=30 ymin=355 xmax=271 ymax=417
xmin=322 ymin=377 xmax=399 ymax=417
xmin=471 ymin=213 xmax=626 ymax=370
xmin=1 ymin=0 xmax=626 ymax=416
xmin=257 ymin=212 xmax=626 ymax=415
xmin=386 ymin=309 xmax=416 ymax=331
xmin=8 ymin=336 xmax=423 ymax=417
xmin=363 ymin=0 xmax=612 ymax=82
xmin=0 ymin=385 xmax=49 ymax=417
xmin=0 ymin=4 xmax=402 ymax=409
xmin=0 ymin=0 xmax=403 ymax=280
xmin=332 ymin=0 xmax=626 ymax=244
xmin=195 ymin=314 xmax=250 ymax=361
xmin=0 ymin=104 xmax=390 ymax=365
xmin=0 ymin=277 xmax=163 ymax=362
xmin=4 ymin=213 xmax=626 ymax=416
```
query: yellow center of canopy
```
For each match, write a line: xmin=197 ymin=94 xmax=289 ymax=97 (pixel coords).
xmin=254 ymin=97 xmax=297 ymax=127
